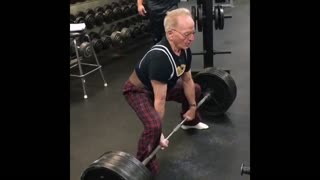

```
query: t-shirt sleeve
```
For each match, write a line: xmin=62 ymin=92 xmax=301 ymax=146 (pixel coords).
xmin=148 ymin=50 xmax=173 ymax=83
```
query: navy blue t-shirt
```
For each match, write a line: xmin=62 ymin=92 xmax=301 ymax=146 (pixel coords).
xmin=135 ymin=37 xmax=192 ymax=92
xmin=145 ymin=0 xmax=179 ymax=15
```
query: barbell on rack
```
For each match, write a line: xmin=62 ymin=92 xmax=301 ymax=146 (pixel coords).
xmin=80 ymin=67 xmax=237 ymax=180
xmin=191 ymin=4 xmax=232 ymax=31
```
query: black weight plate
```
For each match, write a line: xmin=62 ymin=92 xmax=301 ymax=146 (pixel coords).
xmin=81 ymin=151 xmax=152 ymax=180
xmin=214 ymin=6 xmax=219 ymax=30
xmin=218 ymin=5 xmax=224 ymax=30
xmin=193 ymin=67 xmax=237 ymax=116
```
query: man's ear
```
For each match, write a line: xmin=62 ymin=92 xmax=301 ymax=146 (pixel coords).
xmin=167 ymin=31 xmax=173 ymax=40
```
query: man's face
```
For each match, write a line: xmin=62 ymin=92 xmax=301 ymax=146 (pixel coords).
xmin=170 ymin=15 xmax=196 ymax=50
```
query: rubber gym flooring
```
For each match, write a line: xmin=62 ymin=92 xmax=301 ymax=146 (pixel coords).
xmin=70 ymin=0 xmax=250 ymax=179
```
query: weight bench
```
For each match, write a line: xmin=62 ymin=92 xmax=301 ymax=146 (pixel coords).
xmin=70 ymin=23 xmax=107 ymax=99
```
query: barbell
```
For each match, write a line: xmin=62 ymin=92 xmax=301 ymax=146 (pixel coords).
xmin=80 ymin=67 xmax=237 ymax=180
xmin=191 ymin=4 xmax=232 ymax=31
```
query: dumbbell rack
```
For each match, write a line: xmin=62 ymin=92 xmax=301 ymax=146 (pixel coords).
xmin=70 ymin=0 xmax=151 ymax=64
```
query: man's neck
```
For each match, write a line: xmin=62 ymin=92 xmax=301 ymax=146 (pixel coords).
xmin=168 ymin=40 xmax=181 ymax=56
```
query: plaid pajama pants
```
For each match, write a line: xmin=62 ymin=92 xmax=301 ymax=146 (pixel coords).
xmin=122 ymin=79 xmax=202 ymax=175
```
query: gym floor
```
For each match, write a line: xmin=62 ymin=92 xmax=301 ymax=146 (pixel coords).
xmin=70 ymin=0 xmax=250 ymax=179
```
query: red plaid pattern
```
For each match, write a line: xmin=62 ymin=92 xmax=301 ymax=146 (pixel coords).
xmin=122 ymin=79 xmax=202 ymax=175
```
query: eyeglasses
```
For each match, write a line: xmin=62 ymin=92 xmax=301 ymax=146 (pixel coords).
xmin=171 ymin=29 xmax=196 ymax=39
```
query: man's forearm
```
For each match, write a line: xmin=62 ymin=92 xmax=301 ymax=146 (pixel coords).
xmin=154 ymin=99 xmax=166 ymax=120
xmin=183 ymin=79 xmax=196 ymax=106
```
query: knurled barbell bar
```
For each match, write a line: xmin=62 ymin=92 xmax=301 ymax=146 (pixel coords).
xmin=80 ymin=67 xmax=237 ymax=180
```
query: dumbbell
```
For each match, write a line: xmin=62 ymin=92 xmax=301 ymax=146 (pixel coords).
xmin=110 ymin=31 xmax=125 ymax=48
xmin=119 ymin=0 xmax=137 ymax=16
xmin=102 ymin=7 xmax=114 ymax=24
xmin=135 ymin=21 xmax=150 ymax=33
xmin=109 ymin=22 xmax=129 ymax=40
xmin=103 ymin=4 xmax=111 ymax=11
xmin=95 ymin=6 xmax=112 ymax=24
xmin=130 ymin=16 xmax=142 ymax=25
xmin=110 ymin=22 xmax=125 ymax=32
xmin=95 ymin=6 xmax=104 ymax=13
xmin=120 ymin=4 xmax=130 ymax=18
xmin=110 ymin=2 xmax=123 ymax=20
xmin=98 ymin=29 xmax=113 ymax=49
xmin=89 ymin=32 xmax=104 ymax=53
xmin=80 ymin=32 xmax=104 ymax=53
xmin=128 ymin=3 xmax=138 ymax=15
xmin=70 ymin=39 xmax=93 ymax=58
xmin=122 ymin=19 xmax=138 ymax=29
xmin=117 ymin=27 xmax=131 ymax=41
xmin=100 ymin=29 xmax=124 ymax=48
xmin=126 ymin=24 xmax=141 ymax=39
xmin=119 ymin=0 xmax=127 ymax=5
xmin=85 ymin=8 xmax=104 ymax=26
xmin=75 ymin=11 xmax=95 ymax=29
xmin=111 ymin=2 xmax=120 ymax=9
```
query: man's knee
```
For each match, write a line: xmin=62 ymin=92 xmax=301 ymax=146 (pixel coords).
xmin=195 ymin=83 xmax=201 ymax=93
xmin=195 ymin=83 xmax=202 ymax=98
